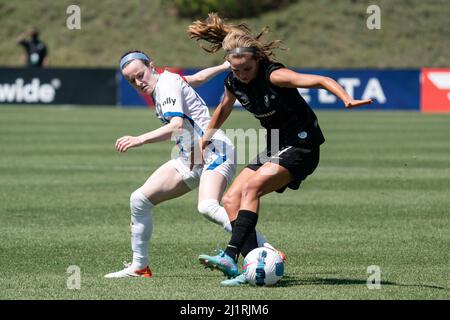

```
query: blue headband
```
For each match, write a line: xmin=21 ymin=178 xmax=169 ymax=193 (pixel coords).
xmin=119 ymin=52 xmax=151 ymax=70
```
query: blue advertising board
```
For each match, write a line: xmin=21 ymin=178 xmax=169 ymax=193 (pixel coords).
xmin=117 ymin=68 xmax=228 ymax=108
xmin=118 ymin=68 xmax=420 ymax=111
xmin=294 ymin=69 xmax=420 ymax=110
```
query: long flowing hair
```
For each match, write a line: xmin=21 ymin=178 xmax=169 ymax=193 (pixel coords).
xmin=187 ymin=13 xmax=285 ymax=61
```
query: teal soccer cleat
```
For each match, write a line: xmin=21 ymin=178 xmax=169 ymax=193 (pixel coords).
xmin=220 ymin=273 xmax=247 ymax=286
xmin=199 ymin=249 xmax=239 ymax=278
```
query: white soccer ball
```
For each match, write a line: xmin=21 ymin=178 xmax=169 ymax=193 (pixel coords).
xmin=242 ymin=247 xmax=284 ymax=286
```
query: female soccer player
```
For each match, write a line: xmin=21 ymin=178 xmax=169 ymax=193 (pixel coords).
xmin=188 ymin=14 xmax=372 ymax=285
xmin=105 ymin=50 xmax=274 ymax=278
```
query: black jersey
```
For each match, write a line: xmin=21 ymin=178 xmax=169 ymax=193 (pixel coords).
xmin=224 ymin=60 xmax=325 ymax=149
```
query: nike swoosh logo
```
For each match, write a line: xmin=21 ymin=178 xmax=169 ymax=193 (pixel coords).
xmin=242 ymin=261 xmax=255 ymax=270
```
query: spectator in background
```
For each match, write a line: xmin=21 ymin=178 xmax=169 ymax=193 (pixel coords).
xmin=16 ymin=27 xmax=48 ymax=68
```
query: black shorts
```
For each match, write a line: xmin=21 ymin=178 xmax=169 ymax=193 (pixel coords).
xmin=246 ymin=145 xmax=320 ymax=193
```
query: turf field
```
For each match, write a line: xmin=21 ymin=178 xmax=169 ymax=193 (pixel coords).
xmin=0 ymin=105 xmax=449 ymax=300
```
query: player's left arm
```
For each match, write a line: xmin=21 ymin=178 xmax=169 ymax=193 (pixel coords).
xmin=184 ymin=61 xmax=230 ymax=88
xmin=270 ymin=68 xmax=372 ymax=108
xmin=42 ymin=46 xmax=49 ymax=67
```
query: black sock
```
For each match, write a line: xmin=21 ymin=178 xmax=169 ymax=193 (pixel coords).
xmin=240 ymin=229 xmax=258 ymax=258
xmin=229 ymin=219 xmax=258 ymax=258
xmin=225 ymin=210 xmax=258 ymax=262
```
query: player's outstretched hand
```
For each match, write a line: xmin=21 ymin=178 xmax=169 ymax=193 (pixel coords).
xmin=345 ymin=99 xmax=372 ymax=109
xmin=115 ymin=136 xmax=143 ymax=153
xmin=222 ymin=60 xmax=231 ymax=70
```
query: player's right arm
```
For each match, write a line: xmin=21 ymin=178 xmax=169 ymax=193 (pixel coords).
xmin=115 ymin=116 xmax=183 ymax=153
xmin=199 ymin=86 xmax=235 ymax=152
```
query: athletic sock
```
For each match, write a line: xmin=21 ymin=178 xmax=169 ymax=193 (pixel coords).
xmin=130 ymin=190 xmax=153 ymax=270
xmin=198 ymin=199 xmax=232 ymax=232
xmin=230 ymin=220 xmax=267 ymax=250
xmin=240 ymin=229 xmax=258 ymax=258
xmin=224 ymin=210 xmax=258 ymax=262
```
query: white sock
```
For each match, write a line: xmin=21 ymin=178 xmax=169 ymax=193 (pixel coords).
xmin=130 ymin=190 xmax=153 ymax=270
xmin=197 ymin=199 xmax=269 ymax=248
xmin=198 ymin=199 xmax=232 ymax=232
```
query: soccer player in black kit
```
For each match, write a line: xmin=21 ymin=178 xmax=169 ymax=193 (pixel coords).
xmin=188 ymin=13 xmax=372 ymax=286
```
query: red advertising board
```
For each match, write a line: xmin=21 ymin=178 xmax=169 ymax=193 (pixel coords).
xmin=421 ymin=68 xmax=450 ymax=112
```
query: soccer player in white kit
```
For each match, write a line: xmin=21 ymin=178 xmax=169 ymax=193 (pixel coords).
xmin=105 ymin=51 xmax=273 ymax=278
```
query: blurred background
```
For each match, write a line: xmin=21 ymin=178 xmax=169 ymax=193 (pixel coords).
xmin=0 ymin=0 xmax=449 ymax=110
xmin=1 ymin=0 xmax=449 ymax=68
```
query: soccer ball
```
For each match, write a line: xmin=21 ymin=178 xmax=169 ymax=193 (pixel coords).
xmin=242 ymin=247 xmax=284 ymax=286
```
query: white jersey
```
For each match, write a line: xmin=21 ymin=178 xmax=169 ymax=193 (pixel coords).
xmin=152 ymin=71 xmax=234 ymax=171
xmin=153 ymin=71 xmax=211 ymax=141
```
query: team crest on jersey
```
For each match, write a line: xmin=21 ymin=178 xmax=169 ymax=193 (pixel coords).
xmin=264 ymin=94 xmax=270 ymax=108
xmin=236 ymin=90 xmax=250 ymax=106
xmin=298 ymin=131 xmax=308 ymax=139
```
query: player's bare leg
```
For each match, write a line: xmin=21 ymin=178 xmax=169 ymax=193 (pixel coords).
xmin=222 ymin=168 xmax=256 ymax=221
xmin=239 ymin=163 xmax=293 ymax=213
xmin=140 ymin=161 xmax=192 ymax=205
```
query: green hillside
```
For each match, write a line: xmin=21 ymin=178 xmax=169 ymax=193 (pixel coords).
xmin=1 ymin=0 xmax=449 ymax=68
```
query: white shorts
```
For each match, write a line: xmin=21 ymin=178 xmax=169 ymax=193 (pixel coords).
xmin=169 ymin=134 xmax=236 ymax=190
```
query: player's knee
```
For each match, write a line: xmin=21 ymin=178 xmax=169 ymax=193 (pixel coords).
xmin=222 ymin=192 xmax=239 ymax=214
xmin=130 ymin=189 xmax=153 ymax=215
xmin=197 ymin=199 xmax=220 ymax=216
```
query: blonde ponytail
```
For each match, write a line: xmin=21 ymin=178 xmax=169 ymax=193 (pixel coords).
xmin=187 ymin=13 xmax=250 ymax=53
xmin=187 ymin=13 xmax=285 ymax=61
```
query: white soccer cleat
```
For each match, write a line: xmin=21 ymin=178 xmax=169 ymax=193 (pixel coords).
xmin=104 ymin=262 xmax=152 ymax=278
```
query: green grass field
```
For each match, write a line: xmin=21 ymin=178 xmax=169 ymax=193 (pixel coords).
xmin=0 ymin=105 xmax=449 ymax=300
